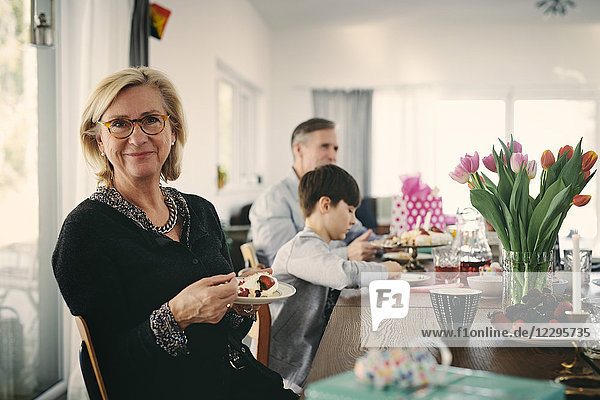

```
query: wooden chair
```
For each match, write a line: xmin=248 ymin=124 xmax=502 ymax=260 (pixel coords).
xmin=240 ymin=242 xmax=260 ymax=269
xmin=239 ymin=242 xmax=271 ymax=365
xmin=248 ymin=304 xmax=271 ymax=366
xmin=74 ymin=316 xmax=109 ymax=400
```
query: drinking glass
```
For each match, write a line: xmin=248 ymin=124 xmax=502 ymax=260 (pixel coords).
xmin=563 ymin=249 xmax=592 ymax=286
xmin=433 ymin=245 xmax=460 ymax=284
xmin=582 ymin=297 xmax=600 ymax=359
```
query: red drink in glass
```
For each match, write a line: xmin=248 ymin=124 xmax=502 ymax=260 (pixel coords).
xmin=460 ymin=259 xmax=491 ymax=284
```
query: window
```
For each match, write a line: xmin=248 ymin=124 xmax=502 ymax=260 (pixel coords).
xmin=434 ymin=100 xmax=506 ymax=214
xmin=372 ymin=89 xmax=599 ymax=250
xmin=217 ymin=61 xmax=259 ymax=190
xmin=0 ymin=0 xmax=62 ymax=398
xmin=514 ymin=99 xmax=597 ymax=240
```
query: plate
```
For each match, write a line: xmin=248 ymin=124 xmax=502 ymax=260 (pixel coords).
xmin=593 ymin=279 xmax=600 ymax=287
xmin=234 ymin=282 xmax=296 ymax=305
xmin=401 ymin=273 xmax=432 ymax=286
xmin=402 ymin=243 xmax=451 ymax=249
xmin=371 ymin=241 xmax=451 ymax=249
xmin=371 ymin=239 xmax=402 ymax=248
xmin=382 ymin=252 xmax=433 ymax=263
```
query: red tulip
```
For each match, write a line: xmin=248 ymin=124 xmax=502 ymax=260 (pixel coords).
xmin=540 ymin=150 xmax=555 ymax=170
xmin=584 ymin=170 xmax=591 ymax=180
xmin=581 ymin=151 xmax=598 ymax=172
xmin=467 ymin=175 xmax=485 ymax=190
xmin=573 ymin=195 xmax=591 ymax=207
xmin=558 ymin=145 xmax=574 ymax=161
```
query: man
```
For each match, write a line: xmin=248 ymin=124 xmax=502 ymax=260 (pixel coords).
xmin=249 ymin=118 xmax=377 ymax=267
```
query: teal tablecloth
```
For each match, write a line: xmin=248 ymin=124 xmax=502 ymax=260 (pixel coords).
xmin=305 ymin=367 xmax=564 ymax=399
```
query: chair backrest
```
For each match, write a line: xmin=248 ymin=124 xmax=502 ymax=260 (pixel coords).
xmin=75 ymin=316 xmax=109 ymax=400
xmin=240 ymin=242 xmax=260 ymax=269
xmin=247 ymin=305 xmax=271 ymax=366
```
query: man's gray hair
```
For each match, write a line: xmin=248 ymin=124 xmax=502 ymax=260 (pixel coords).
xmin=290 ymin=118 xmax=336 ymax=150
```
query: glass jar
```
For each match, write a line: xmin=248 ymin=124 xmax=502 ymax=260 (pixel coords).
xmin=452 ymin=208 xmax=492 ymax=285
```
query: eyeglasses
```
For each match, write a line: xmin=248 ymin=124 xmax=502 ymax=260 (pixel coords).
xmin=97 ymin=114 xmax=170 ymax=139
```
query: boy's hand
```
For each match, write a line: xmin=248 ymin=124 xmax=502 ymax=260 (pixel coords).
xmin=382 ymin=261 xmax=403 ymax=278
xmin=347 ymin=229 xmax=377 ymax=261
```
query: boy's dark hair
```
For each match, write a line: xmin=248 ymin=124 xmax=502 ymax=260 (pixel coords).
xmin=299 ymin=164 xmax=361 ymax=218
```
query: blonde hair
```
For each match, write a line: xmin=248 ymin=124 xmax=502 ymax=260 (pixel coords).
xmin=80 ymin=67 xmax=187 ymax=187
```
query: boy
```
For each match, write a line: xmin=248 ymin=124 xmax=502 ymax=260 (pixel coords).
xmin=268 ymin=164 xmax=401 ymax=393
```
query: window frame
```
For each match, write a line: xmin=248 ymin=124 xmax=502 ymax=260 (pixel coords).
xmin=216 ymin=60 xmax=260 ymax=192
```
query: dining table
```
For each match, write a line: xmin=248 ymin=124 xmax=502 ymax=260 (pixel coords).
xmin=302 ymin=267 xmax=600 ymax=398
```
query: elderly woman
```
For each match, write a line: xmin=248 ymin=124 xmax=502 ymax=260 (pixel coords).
xmin=52 ymin=67 xmax=297 ymax=399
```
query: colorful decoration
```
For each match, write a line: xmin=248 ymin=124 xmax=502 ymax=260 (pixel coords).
xmin=354 ymin=348 xmax=438 ymax=389
xmin=150 ymin=3 xmax=171 ymax=40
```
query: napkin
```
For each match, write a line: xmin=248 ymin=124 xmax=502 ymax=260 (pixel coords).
xmin=410 ymin=282 xmax=463 ymax=293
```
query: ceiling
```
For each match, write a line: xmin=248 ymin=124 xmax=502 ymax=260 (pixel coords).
xmin=248 ymin=0 xmax=600 ymax=30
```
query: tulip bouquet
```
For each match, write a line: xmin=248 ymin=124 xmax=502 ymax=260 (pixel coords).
xmin=450 ymin=137 xmax=597 ymax=304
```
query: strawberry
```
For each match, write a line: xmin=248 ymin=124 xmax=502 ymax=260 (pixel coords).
xmin=258 ymin=274 xmax=276 ymax=291
xmin=430 ymin=226 xmax=443 ymax=233
xmin=238 ymin=288 xmax=249 ymax=297
xmin=490 ymin=311 xmax=512 ymax=330
xmin=549 ymin=319 xmax=560 ymax=324
xmin=511 ymin=319 xmax=526 ymax=334
xmin=554 ymin=301 xmax=573 ymax=320
xmin=419 ymin=228 xmax=430 ymax=236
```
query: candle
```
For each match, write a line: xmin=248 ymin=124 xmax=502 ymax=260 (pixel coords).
xmin=572 ymin=234 xmax=582 ymax=313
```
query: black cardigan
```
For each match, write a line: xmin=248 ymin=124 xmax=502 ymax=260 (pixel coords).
xmin=53 ymin=193 xmax=292 ymax=399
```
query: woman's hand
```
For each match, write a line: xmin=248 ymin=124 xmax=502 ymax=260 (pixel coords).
xmin=168 ymin=272 xmax=238 ymax=330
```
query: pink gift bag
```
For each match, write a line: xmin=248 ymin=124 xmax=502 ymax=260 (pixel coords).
xmin=389 ymin=174 xmax=446 ymax=236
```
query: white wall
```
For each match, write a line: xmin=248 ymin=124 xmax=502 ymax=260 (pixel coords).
xmin=149 ymin=0 xmax=270 ymax=220
xmin=150 ymin=2 xmax=600 ymax=220
xmin=267 ymin=19 xmax=600 ymax=184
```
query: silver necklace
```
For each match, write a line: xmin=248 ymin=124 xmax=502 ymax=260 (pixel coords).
xmin=154 ymin=192 xmax=178 ymax=234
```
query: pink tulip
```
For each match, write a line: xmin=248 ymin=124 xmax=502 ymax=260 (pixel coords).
xmin=449 ymin=164 xmax=470 ymax=184
xmin=526 ymin=160 xmax=537 ymax=179
xmin=508 ymin=140 xmax=523 ymax=153
xmin=460 ymin=152 xmax=479 ymax=174
xmin=510 ymin=153 xmax=528 ymax=173
xmin=482 ymin=154 xmax=497 ymax=173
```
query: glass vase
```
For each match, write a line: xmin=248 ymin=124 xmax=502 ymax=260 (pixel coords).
xmin=501 ymin=250 xmax=554 ymax=309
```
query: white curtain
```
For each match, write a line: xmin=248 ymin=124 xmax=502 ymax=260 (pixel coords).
xmin=312 ymin=89 xmax=373 ymax=194
xmin=58 ymin=1 xmax=132 ymax=398
xmin=371 ymin=86 xmax=440 ymax=197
